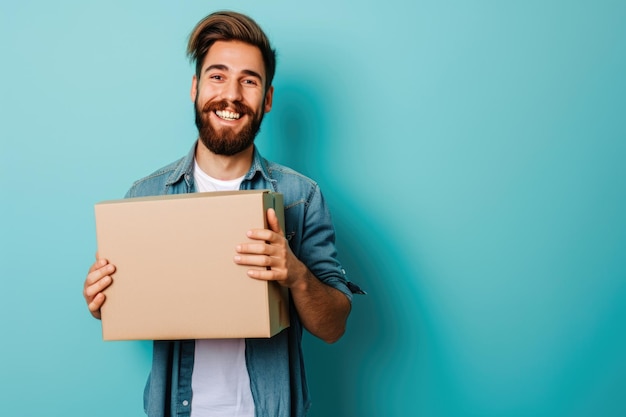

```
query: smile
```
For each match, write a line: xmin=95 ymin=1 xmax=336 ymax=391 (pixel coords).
xmin=215 ymin=110 xmax=241 ymax=121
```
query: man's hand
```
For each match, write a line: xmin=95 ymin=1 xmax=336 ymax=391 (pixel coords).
xmin=233 ymin=208 xmax=302 ymax=288
xmin=234 ymin=208 xmax=351 ymax=343
xmin=83 ymin=256 xmax=115 ymax=320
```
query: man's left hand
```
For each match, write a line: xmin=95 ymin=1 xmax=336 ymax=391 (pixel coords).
xmin=234 ymin=208 xmax=305 ymax=289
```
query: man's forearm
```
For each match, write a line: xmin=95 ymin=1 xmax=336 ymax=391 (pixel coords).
xmin=290 ymin=264 xmax=351 ymax=344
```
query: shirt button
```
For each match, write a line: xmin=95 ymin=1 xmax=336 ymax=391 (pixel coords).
xmin=182 ymin=400 xmax=189 ymax=406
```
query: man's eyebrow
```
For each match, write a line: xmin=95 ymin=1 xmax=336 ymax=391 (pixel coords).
xmin=205 ymin=64 xmax=263 ymax=81
xmin=241 ymin=69 xmax=263 ymax=81
xmin=205 ymin=64 xmax=228 ymax=73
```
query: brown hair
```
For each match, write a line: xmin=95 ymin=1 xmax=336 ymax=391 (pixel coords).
xmin=187 ymin=11 xmax=277 ymax=90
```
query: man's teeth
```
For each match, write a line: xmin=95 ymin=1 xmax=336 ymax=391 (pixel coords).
xmin=216 ymin=110 xmax=241 ymax=121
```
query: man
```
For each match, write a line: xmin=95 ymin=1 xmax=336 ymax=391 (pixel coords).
xmin=83 ymin=10 xmax=358 ymax=417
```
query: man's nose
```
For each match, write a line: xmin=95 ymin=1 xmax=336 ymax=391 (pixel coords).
xmin=221 ymin=79 xmax=243 ymax=102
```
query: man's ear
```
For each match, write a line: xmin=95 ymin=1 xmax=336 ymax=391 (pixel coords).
xmin=190 ymin=74 xmax=198 ymax=102
xmin=264 ymin=85 xmax=274 ymax=113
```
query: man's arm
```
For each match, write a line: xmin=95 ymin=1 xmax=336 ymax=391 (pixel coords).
xmin=284 ymin=260 xmax=351 ymax=343
xmin=234 ymin=208 xmax=351 ymax=343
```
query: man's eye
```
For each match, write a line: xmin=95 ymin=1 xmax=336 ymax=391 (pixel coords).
xmin=243 ymin=79 xmax=257 ymax=85
xmin=210 ymin=75 xmax=223 ymax=80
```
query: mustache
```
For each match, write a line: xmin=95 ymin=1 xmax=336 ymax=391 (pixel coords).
xmin=201 ymin=99 xmax=254 ymax=116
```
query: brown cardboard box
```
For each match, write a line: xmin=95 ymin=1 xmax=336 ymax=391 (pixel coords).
xmin=94 ymin=190 xmax=290 ymax=341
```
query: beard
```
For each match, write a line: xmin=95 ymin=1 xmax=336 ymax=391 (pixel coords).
xmin=195 ymin=97 xmax=264 ymax=156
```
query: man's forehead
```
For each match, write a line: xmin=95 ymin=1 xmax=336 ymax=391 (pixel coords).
xmin=202 ymin=40 xmax=265 ymax=76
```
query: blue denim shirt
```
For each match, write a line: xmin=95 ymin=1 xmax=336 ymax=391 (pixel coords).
xmin=124 ymin=142 xmax=353 ymax=417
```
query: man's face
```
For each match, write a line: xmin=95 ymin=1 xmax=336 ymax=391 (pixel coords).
xmin=192 ymin=40 xmax=273 ymax=156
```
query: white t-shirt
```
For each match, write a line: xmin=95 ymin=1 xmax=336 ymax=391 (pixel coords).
xmin=190 ymin=159 xmax=254 ymax=417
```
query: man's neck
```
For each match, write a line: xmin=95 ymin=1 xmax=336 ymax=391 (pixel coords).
xmin=194 ymin=140 xmax=254 ymax=180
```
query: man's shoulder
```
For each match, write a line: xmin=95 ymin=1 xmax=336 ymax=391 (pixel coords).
xmin=257 ymin=159 xmax=328 ymax=209
xmin=264 ymin=159 xmax=318 ymax=189
xmin=125 ymin=156 xmax=187 ymax=198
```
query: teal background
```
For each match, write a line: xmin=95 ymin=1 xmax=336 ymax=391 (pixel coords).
xmin=1 ymin=1 xmax=625 ymax=416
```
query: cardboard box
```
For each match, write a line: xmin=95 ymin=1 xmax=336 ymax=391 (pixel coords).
xmin=94 ymin=190 xmax=290 ymax=341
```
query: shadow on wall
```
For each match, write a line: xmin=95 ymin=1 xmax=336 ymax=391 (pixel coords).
xmin=267 ymin=75 xmax=446 ymax=417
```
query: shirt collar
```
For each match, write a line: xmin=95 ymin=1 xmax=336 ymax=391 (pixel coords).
xmin=165 ymin=141 xmax=273 ymax=187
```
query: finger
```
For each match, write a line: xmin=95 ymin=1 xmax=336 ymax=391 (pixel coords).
xmin=266 ymin=208 xmax=283 ymax=235
xmin=88 ymin=292 xmax=105 ymax=310
xmin=234 ymin=254 xmax=274 ymax=268
xmin=88 ymin=258 xmax=108 ymax=273
xmin=246 ymin=268 xmax=281 ymax=281
xmin=85 ymin=263 xmax=115 ymax=286
xmin=245 ymin=227 xmax=276 ymax=243
xmin=236 ymin=241 xmax=277 ymax=255
xmin=88 ymin=293 xmax=106 ymax=319
xmin=84 ymin=274 xmax=113 ymax=299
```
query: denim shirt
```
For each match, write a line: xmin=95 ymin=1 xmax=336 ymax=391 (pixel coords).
xmin=124 ymin=142 xmax=353 ymax=417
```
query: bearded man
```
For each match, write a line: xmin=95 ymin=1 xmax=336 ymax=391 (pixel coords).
xmin=82 ymin=10 xmax=359 ymax=417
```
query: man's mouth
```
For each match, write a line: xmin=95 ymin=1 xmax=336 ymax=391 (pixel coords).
xmin=215 ymin=110 xmax=241 ymax=121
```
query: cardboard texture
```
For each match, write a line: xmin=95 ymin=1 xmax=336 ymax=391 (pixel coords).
xmin=94 ymin=190 xmax=290 ymax=341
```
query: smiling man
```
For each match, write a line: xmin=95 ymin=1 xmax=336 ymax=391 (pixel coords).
xmin=82 ymin=11 xmax=358 ymax=417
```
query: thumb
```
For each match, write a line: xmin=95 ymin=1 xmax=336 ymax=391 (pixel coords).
xmin=266 ymin=208 xmax=283 ymax=236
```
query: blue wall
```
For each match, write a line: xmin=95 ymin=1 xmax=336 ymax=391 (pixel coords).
xmin=1 ymin=1 xmax=625 ymax=416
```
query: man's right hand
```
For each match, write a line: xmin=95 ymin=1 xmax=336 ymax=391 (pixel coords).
xmin=83 ymin=257 xmax=115 ymax=320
